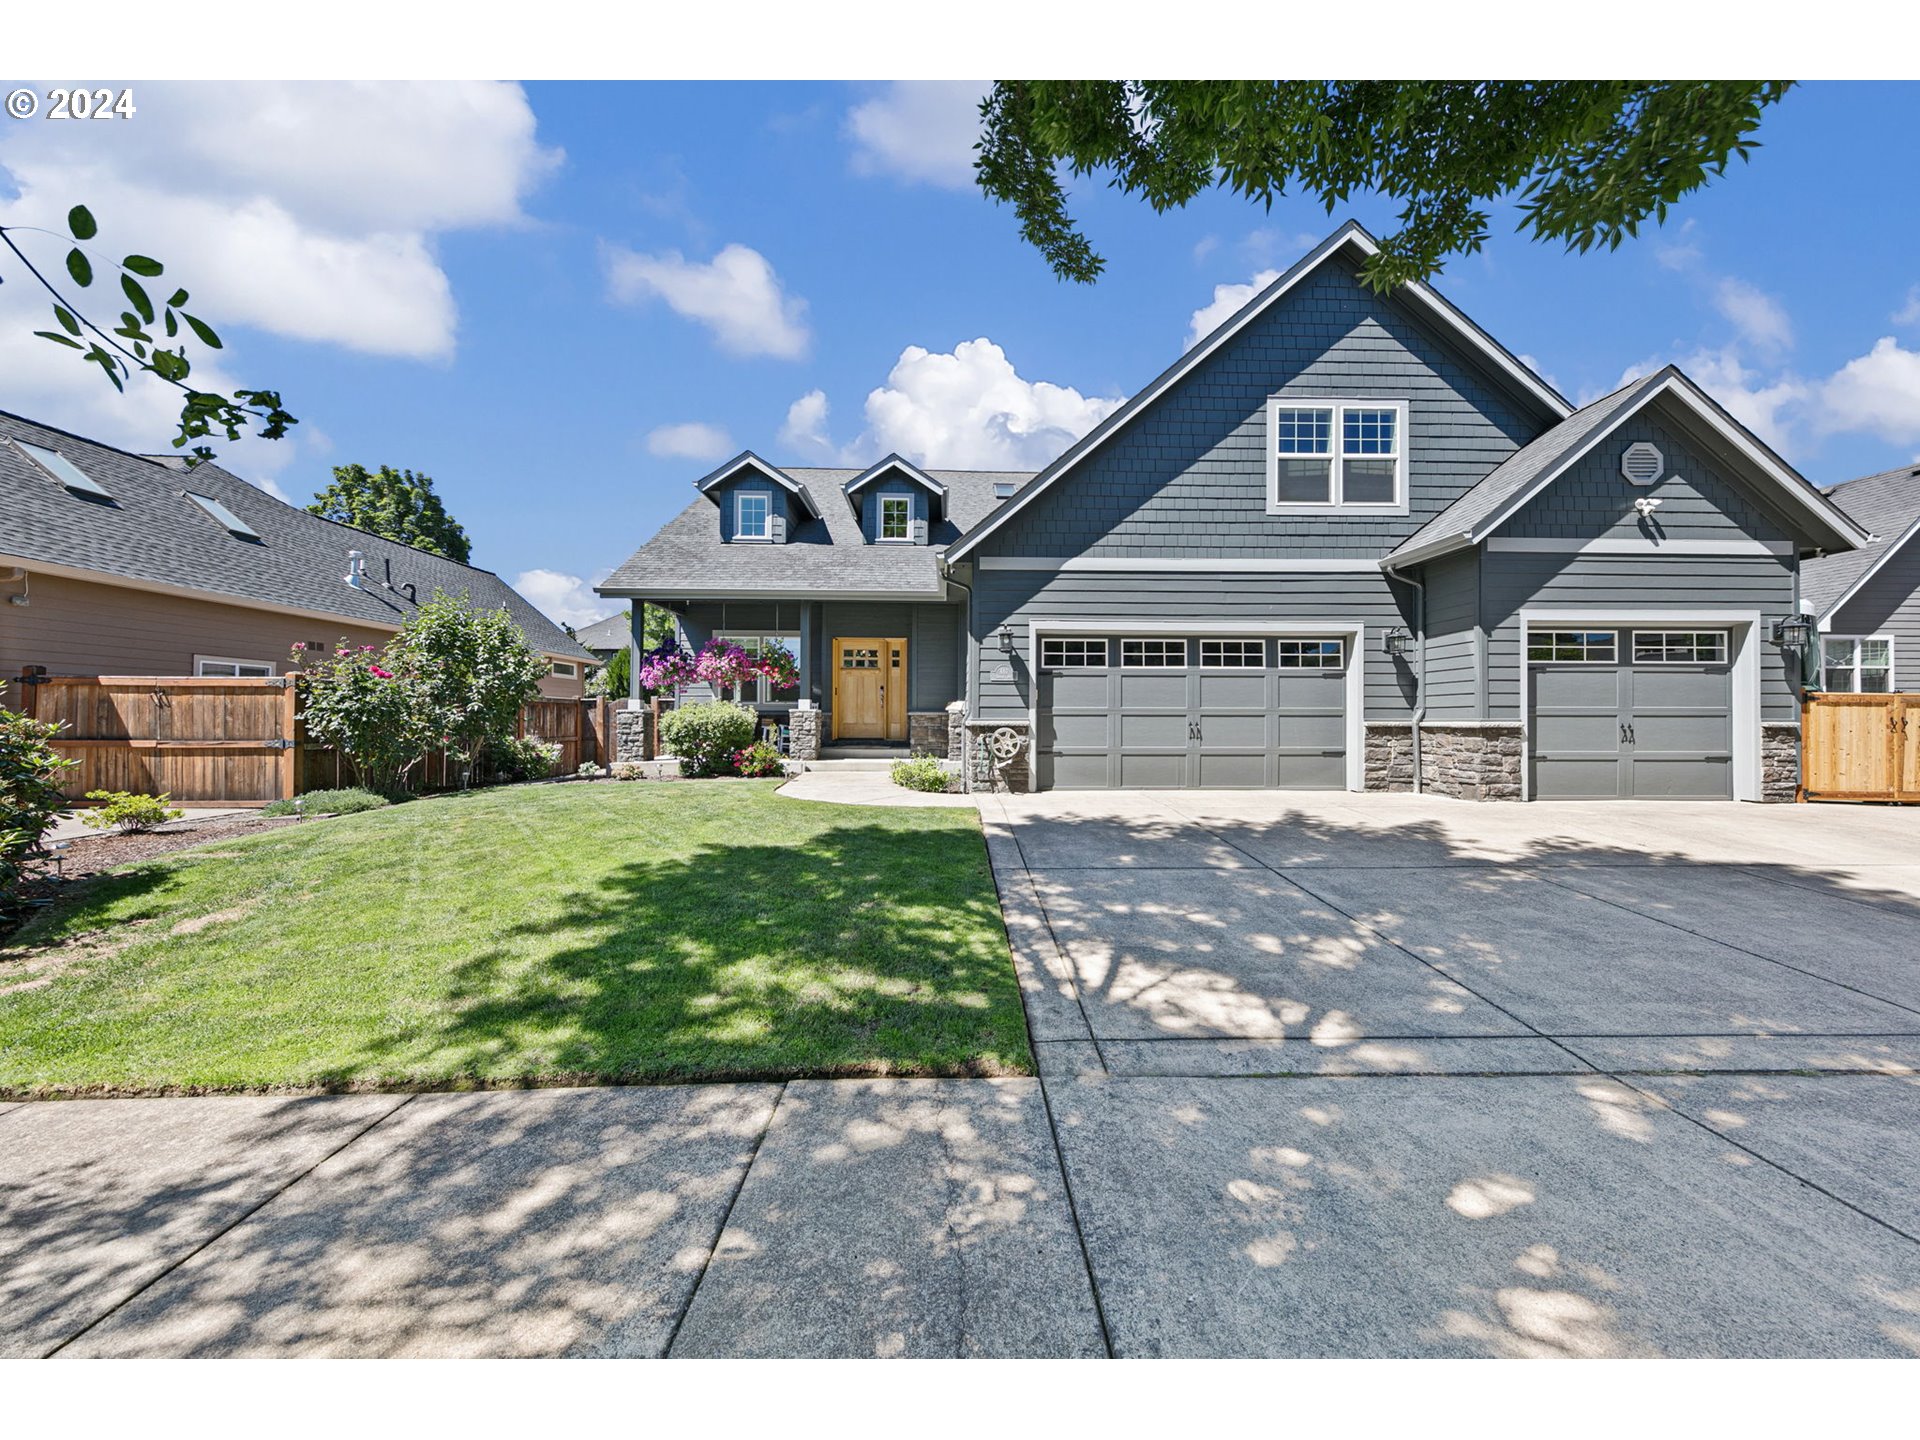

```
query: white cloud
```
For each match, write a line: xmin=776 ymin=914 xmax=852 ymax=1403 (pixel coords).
xmin=780 ymin=389 xmax=834 ymax=453
xmin=1894 ymin=285 xmax=1920 ymax=328
xmin=1187 ymin=271 xmax=1280 ymax=350
xmin=513 ymin=568 xmax=612 ymax=631
xmin=645 ymin=422 xmax=733 ymax=462
xmin=1655 ymin=219 xmax=1702 ymax=271
xmin=604 ymin=243 xmax=809 ymax=359
xmin=1616 ymin=347 xmax=1807 ymax=455
xmin=797 ymin=338 xmax=1121 ymax=471
xmin=1815 ymin=337 xmax=1920 ymax=448
xmin=1240 ymin=228 xmax=1320 ymax=268
xmin=845 ymin=82 xmax=986 ymax=189
xmin=1712 ymin=278 xmax=1794 ymax=353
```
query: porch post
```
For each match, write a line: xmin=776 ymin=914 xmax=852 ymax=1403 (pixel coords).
xmin=627 ymin=602 xmax=642 ymax=705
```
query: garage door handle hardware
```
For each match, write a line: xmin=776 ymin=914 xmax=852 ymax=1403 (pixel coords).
xmin=1619 ymin=722 xmax=1636 ymax=745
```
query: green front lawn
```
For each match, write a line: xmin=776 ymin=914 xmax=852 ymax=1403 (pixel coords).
xmin=0 ymin=782 xmax=1030 ymax=1094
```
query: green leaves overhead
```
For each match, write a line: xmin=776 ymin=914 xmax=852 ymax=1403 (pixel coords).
xmin=2 ymin=202 xmax=294 ymax=466
xmin=975 ymin=81 xmax=1795 ymax=290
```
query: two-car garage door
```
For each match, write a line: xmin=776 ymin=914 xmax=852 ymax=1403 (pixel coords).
xmin=1036 ymin=634 xmax=1348 ymax=790
xmin=1528 ymin=627 xmax=1734 ymax=799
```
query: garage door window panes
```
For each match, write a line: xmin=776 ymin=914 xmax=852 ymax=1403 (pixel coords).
xmin=1528 ymin=630 xmax=1618 ymax=663
xmin=1200 ymin=639 xmax=1265 ymax=668
xmin=1040 ymin=637 xmax=1107 ymax=670
xmin=1633 ymin=631 xmax=1728 ymax=664
xmin=1122 ymin=638 xmax=1187 ymax=667
xmin=1276 ymin=639 xmax=1343 ymax=669
xmin=1822 ymin=636 xmax=1893 ymax=692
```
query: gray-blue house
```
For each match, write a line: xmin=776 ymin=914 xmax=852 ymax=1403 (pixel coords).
xmin=599 ymin=222 xmax=1870 ymax=801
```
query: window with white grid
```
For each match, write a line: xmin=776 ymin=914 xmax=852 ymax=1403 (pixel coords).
xmin=1199 ymin=639 xmax=1265 ymax=668
xmin=1632 ymin=631 xmax=1728 ymax=664
xmin=1276 ymin=639 xmax=1344 ymax=669
xmin=1527 ymin=630 xmax=1618 ymax=664
xmin=1267 ymin=399 xmax=1407 ymax=512
xmin=1040 ymin=637 xmax=1107 ymax=669
xmin=1122 ymin=638 xmax=1188 ymax=668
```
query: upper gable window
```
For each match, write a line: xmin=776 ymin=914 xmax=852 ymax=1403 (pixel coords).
xmin=734 ymin=491 xmax=770 ymax=540
xmin=879 ymin=494 xmax=911 ymax=541
xmin=1267 ymin=399 xmax=1408 ymax=515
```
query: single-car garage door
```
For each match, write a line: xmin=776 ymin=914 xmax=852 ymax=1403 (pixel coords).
xmin=1036 ymin=635 xmax=1347 ymax=790
xmin=1528 ymin=627 xmax=1733 ymax=799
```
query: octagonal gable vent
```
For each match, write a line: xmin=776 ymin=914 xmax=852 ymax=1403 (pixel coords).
xmin=1620 ymin=442 xmax=1664 ymax=486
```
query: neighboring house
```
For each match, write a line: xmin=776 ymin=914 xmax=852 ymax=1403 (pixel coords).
xmin=1803 ymin=464 xmax=1920 ymax=693
xmin=573 ymin=611 xmax=632 ymax=672
xmin=600 ymin=222 xmax=1869 ymax=801
xmin=1 ymin=410 xmax=594 ymax=701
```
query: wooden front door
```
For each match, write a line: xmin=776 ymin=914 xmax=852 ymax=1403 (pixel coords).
xmin=832 ymin=636 xmax=907 ymax=740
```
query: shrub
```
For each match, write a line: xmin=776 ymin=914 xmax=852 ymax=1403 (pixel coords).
xmin=734 ymin=741 xmax=785 ymax=778
xmin=385 ymin=591 xmax=548 ymax=776
xmin=659 ymin=701 xmax=757 ymax=777
xmin=891 ymin=756 xmax=957 ymax=793
xmin=80 ymin=790 xmax=185 ymax=833
xmin=294 ymin=639 xmax=438 ymax=797
xmin=2 ymin=683 xmax=80 ymax=908
xmin=262 ymin=788 xmax=390 ymax=818
xmin=577 ymin=761 xmax=606 ymax=780
xmin=610 ymin=761 xmax=647 ymax=781
xmin=493 ymin=734 xmax=562 ymax=782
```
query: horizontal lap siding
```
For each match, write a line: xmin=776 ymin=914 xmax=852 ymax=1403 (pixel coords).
xmin=979 ymin=256 xmax=1547 ymax=564
xmin=1829 ymin=542 xmax=1920 ymax=686
xmin=1482 ymin=553 xmax=1799 ymax=720
xmin=971 ymin=570 xmax=1415 ymax=722
xmin=822 ymin=600 xmax=962 ymax=713
xmin=1422 ymin=549 xmax=1482 ymax=720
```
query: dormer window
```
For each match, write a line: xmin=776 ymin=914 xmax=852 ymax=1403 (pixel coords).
xmin=735 ymin=491 xmax=770 ymax=540
xmin=880 ymin=495 xmax=911 ymax=541
xmin=1267 ymin=398 xmax=1408 ymax=515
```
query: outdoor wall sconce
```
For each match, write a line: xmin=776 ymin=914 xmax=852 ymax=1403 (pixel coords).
xmin=996 ymin=624 xmax=1016 ymax=656
xmin=1384 ymin=626 xmax=1413 ymax=660
xmin=1770 ymin=614 xmax=1813 ymax=650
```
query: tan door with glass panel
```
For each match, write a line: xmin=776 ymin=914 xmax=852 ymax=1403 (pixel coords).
xmin=832 ymin=636 xmax=907 ymax=740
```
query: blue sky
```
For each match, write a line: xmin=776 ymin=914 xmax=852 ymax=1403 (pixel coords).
xmin=3 ymin=80 xmax=1918 ymax=627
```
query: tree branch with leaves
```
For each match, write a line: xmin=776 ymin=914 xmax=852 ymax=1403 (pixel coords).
xmin=0 ymin=204 xmax=295 ymax=462
xmin=976 ymin=81 xmax=1794 ymax=290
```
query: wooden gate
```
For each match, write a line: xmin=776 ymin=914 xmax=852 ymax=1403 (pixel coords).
xmin=1800 ymin=693 xmax=1920 ymax=802
xmin=22 ymin=674 xmax=297 ymax=806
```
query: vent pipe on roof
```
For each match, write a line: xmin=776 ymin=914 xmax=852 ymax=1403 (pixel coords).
xmin=344 ymin=550 xmax=367 ymax=589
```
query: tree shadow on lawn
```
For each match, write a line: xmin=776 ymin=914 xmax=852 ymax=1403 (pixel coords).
xmin=330 ymin=816 xmax=1033 ymax=1087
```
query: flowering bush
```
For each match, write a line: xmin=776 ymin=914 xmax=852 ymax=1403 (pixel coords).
xmin=294 ymin=640 xmax=439 ymax=797
xmin=384 ymin=591 xmax=547 ymax=776
xmin=577 ymin=761 xmax=606 ymax=780
xmin=659 ymin=700 xmax=757 ymax=777
xmin=734 ymin=741 xmax=784 ymax=777
xmin=2 ymin=683 xmax=80 ymax=909
xmin=610 ymin=760 xmax=647 ymax=781
xmin=493 ymin=734 xmax=561 ymax=782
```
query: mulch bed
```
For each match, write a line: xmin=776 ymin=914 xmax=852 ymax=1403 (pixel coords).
xmin=4 ymin=812 xmax=306 ymax=943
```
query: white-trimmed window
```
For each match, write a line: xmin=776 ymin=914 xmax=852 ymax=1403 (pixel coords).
xmin=734 ymin=491 xmax=770 ymax=540
xmin=195 ymin=655 xmax=274 ymax=677
xmin=1267 ymin=399 xmax=1407 ymax=513
xmin=716 ymin=632 xmax=802 ymax=703
xmin=1040 ymin=637 xmax=1108 ymax=669
xmin=1528 ymin=630 xmax=1618 ymax=663
xmin=879 ymin=495 xmax=911 ymax=541
xmin=1200 ymin=639 xmax=1265 ymax=668
xmin=1633 ymin=631 xmax=1728 ymax=665
xmin=1276 ymin=639 xmax=1345 ymax=669
xmin=550 ymin=661 xmax=578 ymax=678
xmin=1822 ymin=635 xmax=1893 ymax=693
xmin=1122 ymin=638 xmax=1187 ymax=668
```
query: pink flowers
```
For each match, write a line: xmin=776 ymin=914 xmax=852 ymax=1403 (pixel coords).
xmin=368 ymin=663 xmax=394 ymax=679
xmin=640 ymin=639 xmax=798 ymax=694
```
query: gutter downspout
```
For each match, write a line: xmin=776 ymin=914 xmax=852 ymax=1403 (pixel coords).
xmin=1383 ymin=562 xmax=1426 ymax=794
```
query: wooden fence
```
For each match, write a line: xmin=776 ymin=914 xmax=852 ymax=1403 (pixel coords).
xmin=1800 ymin=693 xmax=1920 ymax=803
xmin=19 ymin=671 xmax=608 ymax=805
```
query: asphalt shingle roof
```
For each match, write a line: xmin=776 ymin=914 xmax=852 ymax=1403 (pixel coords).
xmin=599 ymin=467 xmax=1031 ymax=597
xmin=1385 ymin=371 xmax=1668 ymax=561
xmin=572 ymin=611 xmax=631 ymax=653
xmin=1804 ymin=464 xmax=1920 ymax=617
xmin=0 ymin=410 xmax=591 ymax=662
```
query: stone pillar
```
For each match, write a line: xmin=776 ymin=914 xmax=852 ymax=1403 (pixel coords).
xmin=965 ymin=719 xmax=1032 ymax=793
xmin=1417 ymin=722 xmax=1524 ymax=801
xmin=907 ymin=712 xmax=946 ymax=755
xmin=789 ymin=705 xmax=822 ymax=761
xmin=1761 ymin=722 xmax=1800 ymax=802
xmin=1364 ymin=722 xmax=1416 ymax=792
xmin=614 ymin=704 xmax=654 ymax=762
xmin=945 ymin=702 xmax=969 ymax=764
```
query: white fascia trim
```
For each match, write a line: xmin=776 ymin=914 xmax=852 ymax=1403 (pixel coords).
xmin=975 ymin=556 xmax=1379 ymax=573
xmin=1265 ymin=397 xmax=1411 ymax=517
xmin=945 ymin=224 xmax=1569 ymax=566
xmin=1023 ymin=615 xmax=1368 ymax=792
xmin=843 ymin=455 xmax=948 ymax=500
xmin=1486 ymin=537 xmax=1795 ymax=557
xmin=694 ymin=452 xmax=820 ymax=518
xmin=1516 ymin=605 xmax=1763 ymax=802
xmin=1811 ymin=514 xmax=1920 ymax=622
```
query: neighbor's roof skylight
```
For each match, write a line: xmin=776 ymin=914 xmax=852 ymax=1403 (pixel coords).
xmin=17 ymin=439 xmax=115 ymax=500
xmin=185 ymin=491 xmax=261 ymax=540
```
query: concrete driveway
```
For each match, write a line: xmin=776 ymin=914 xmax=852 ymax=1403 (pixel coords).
xmin=3 ymin=792 xmax=1917 ymax=1357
